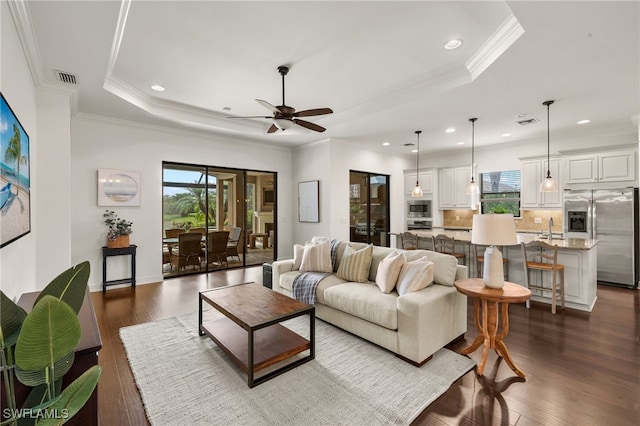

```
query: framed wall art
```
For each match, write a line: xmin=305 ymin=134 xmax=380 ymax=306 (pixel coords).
xmin=97 ymin=169 xmax=141 ymax=206
xmin=0 ymin=92 xmax=31 ymax=248
xmin=298 ymin=180 xmax=319 ymax=223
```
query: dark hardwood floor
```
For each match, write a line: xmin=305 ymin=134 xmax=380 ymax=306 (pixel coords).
xmin=92 ymin=267 xmax=640 ymax=425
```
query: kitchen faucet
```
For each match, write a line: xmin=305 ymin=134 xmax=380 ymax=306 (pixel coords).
xmin=548 ymin=217 xmax=554 ymax=241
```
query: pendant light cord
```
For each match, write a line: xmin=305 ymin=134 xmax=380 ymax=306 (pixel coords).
xmin=415 ymin=130 xmax=421 ymax=184
xmin=543 ymin=100 xmax=554 ymax=178
xmin=469 ymin=118 xmax=477 ymax=183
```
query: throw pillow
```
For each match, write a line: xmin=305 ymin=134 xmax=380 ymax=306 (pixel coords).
xmin=292 ymin=244 xmax=304 ymax=270
xmin=396 ymin=256 xmax=434 ymax=296
xmin=299 ymin=240 xmax=332 ymax=273
xmin=375 ymin=250 xmax=406 ymax=293
xmin=336 ymin=243 xmax=373 ymax=283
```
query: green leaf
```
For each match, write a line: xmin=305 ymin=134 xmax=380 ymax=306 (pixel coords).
xmin=34 ymin=365 xmax=101 ymax=426
xmin=35 ymin=261 xmax=90 ymax=315
xmin=0 ymin=291 xmax=27 ymax=350
xmin=15 ymin=296 xmax=81 ymax=372
xmin=15 ymin=352 xmax=74 ymax=387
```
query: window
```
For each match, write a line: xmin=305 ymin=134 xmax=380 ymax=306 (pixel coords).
xmin=349 ymin=171 xmax=390 ymax=247
xmin=480 ymin=170 xmax=521 ymax=217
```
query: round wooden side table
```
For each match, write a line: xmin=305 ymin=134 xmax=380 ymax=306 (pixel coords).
xmin=454 ymin=278 xmax=531 ymax=378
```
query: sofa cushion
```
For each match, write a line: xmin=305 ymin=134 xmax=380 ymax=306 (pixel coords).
xmin=368 ymin=246 xmax=399 ymax=282
xmin=336 ymin=243 xmax=373 ymax=283
xmin=300 ymin=240 xmax=332 ymax=273
xmin=396 ymin=256 xmax=434 ymax=296
xmin=375 ymin=250 xmax=406 ymax=293
xmin=279 ymin=270 xmax=302 ymax=292
xmin=323 ymin=283 xmax=398 ymax=330
xmin=315 ymin=274 xmax=349 ymax=304
xmin=403 ymin=250 xmax=458 ymax=286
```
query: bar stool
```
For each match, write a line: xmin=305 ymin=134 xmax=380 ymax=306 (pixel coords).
xmin=521 ymin=240 xmax=565 ymax=314
xmin=400 ymin=231 xmax=418 ymax=250
xmin=432 ymin=234 xmax=466 ymax=265
xmin=473 ymin=244 xmax=509 ymax=280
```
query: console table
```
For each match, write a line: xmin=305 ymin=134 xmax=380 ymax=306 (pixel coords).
xmin=102 ymin=245 xmax=137 ymax=293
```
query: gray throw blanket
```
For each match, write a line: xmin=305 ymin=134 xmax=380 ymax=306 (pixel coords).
xmin=292 ymin=239 xmax=341 ymax=304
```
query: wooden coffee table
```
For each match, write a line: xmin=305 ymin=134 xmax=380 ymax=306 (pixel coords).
xmin=198 ymin=282 xmax=314 ymax=387
xmin=454 ymin=278 xmax=531 ymax=378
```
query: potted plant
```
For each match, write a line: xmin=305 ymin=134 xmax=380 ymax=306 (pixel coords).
xmin=0 ymin=261 xmax=101 ymax=426
xmin=103 ymin=210 xmax=133 ymax=248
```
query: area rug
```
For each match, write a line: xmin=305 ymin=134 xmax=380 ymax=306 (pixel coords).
xmin=120 ymin=310 xmax=475 ymax=426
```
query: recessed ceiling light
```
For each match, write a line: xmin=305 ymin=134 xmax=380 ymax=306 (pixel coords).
xmin=151 ymin=85 xmax=165 ymax=92
xmin=222 ymin=106 xmax=231 ymax=112
xmin=411 ymin=149 xmax=418 ymax=153
xmin=502 ymin=133 xmax=511 ymax=137
xmin=515 ymin=113 xmax=528 ymax=119
xmin=444 ymin=39 xmax=463 ymax=50
xmin=457 ymin=141 xmax=465 ymax=145
xmin=445 ymin=127 xmax=456 ymax=133
xmin=577 ymin=119 xmax=591 ymax=124
xmin=382 ymin=142 xmax=391 ymax=146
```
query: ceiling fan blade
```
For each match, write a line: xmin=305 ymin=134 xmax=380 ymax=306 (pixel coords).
xmin=294 ymin=108 xmax=333 ymax=118
xmin=226 ymin=115 xmax=272 ymax=119
xmin=255 ymin=99 xmax=279 ymax=114
xmin=267 ymin=123 xmax=279 ymax=133
xmin=294 ymin=119 xmax=326 ymax=133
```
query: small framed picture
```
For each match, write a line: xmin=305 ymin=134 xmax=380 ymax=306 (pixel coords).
xmin=97 ymin=169 xmax=141 ymax=207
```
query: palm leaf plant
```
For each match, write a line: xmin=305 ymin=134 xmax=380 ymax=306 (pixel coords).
xmin=0 ymin=261 xmax=101 ymax=425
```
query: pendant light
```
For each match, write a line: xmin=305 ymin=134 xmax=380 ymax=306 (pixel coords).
xmin=466 ymin=118 xmax=480 ymax=209
xmin=411 ymin=130 xmax=423 ymax=197
xmin=540 ymin=100 xmax=558 ymax=192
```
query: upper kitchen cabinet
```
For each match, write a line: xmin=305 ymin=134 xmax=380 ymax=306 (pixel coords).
xmin=404 ymin=170 xmax=433 ymax=195
xmin=565 ymin=149 xmax=636 ymax=184
xmin=439 ymin=166 xmax=471 ymax=208
xmin=521 ymin=158 xmax=562 ymax=208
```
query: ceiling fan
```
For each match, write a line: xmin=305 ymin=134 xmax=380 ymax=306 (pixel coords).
xmin=228 ymin=65 xmax=333 ymax=133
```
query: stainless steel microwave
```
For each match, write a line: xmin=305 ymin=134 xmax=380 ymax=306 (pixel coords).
xmin=407 ymin=200 xmax=431 ymax=218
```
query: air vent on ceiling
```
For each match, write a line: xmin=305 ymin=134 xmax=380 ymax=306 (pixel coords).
xmin=515 ymin=118 xmax=539 ymax=126
xmin=55 ymin=70 xmax=77 ymax=85
xmin=403 ymin=143 xmax=415 ymax=146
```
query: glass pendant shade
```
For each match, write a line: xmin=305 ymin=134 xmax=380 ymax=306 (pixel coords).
xmin=466 ymin=179 xmax=479 ymax=195
xmin=411 ymin=130 xmax=423 ymax=198
xmin=540 ymin=100 xmax=557 ymax=193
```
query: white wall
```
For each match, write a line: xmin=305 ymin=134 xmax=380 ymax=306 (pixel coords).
xmin=70 ymin=116 xmax=293 ymax=290
xmin=0 ymin=1 xmax=38 ymax=299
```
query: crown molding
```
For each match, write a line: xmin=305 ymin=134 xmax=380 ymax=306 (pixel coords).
xmin=466 ymin=14 xmax=524 ymax=81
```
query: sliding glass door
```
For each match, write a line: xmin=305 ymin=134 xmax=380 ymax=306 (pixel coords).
xmin=349 ymin=171 xmax=390 ymax=247
xmin=162 ymin=162 xmax=276 ymax=277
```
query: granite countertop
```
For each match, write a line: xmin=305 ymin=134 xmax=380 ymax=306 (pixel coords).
xmin=407 ymin=229 xmax=599 ymax=250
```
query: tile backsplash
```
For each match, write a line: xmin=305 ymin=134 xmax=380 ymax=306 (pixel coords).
xmin=442 ymin=209 xmax=563 ymax=233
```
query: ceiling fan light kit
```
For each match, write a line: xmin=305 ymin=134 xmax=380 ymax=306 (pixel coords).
xmin=229 ymin=65 xmax=333 ymax=134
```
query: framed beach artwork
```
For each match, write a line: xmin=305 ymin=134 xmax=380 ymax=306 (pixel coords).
xmin=0 ymin=92 xmax=31 ymax=248
xmin=97 ymin=169 xmax=141 ymax=206
xmin=298 ymin=180 xmax=319 ymax=223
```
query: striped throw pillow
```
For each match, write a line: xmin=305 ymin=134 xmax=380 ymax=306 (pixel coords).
xmin=336 ymin=243 xmax=373 ymax=283
xmin=299 ymin=241 xmax=332 ymax=273
xmin=396 ymin=256 xmax=434 ymax=296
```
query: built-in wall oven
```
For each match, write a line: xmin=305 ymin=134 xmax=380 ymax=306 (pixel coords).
xmin=407 ymin=200 xmax=432 ymax=218
xmin=407 ymin=219 xmax=432 ymax=230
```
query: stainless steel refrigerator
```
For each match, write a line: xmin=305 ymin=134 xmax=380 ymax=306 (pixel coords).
xmin=564 ymin=188 xmax=639 ymax=288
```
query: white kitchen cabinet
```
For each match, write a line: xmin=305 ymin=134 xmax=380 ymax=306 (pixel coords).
xmin=439 ymin=166 xmax=471 ymax=208
xmin=520 ymin=158 xmax=562 ymax=208
xmin=565 ymin=150 xmax=636 ymax=184
xmin=404 ymin=170 xmax=433 ymax=195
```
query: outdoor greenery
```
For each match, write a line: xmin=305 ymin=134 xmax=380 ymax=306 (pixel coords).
xmin=4 ymin=124 xmax=27 ymax=195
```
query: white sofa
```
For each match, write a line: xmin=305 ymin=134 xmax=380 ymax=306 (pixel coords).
xmin=271 ymin=241 xmax=468 ymax=365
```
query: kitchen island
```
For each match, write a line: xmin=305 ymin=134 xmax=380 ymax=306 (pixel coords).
xmin=402 ymin=229 xmax=599 ymax=312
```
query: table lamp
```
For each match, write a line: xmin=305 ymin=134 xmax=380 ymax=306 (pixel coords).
xmin=471 ymin=213 xmax=517 ymax=289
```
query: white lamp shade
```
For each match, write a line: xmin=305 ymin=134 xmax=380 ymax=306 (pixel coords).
xmin=471 ymin=214 xmax=517 ymax=246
